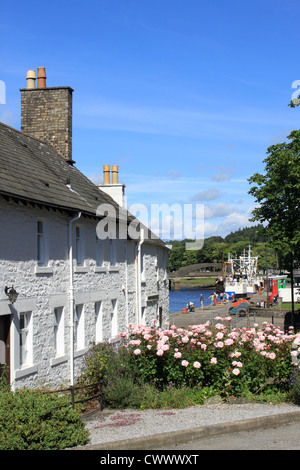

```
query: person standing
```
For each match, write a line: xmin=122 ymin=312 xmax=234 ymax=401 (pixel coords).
xmin=200 ymin=293 xmax=204 ymax=309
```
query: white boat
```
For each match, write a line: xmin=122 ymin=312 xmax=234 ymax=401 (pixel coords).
xmin=223 ymin=246 xmax=263 ymax=298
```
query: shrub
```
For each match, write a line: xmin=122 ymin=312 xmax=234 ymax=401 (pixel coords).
xmin=78 ymin=321 xmax=300 ymax=409
xmin=138 ymin=383 xmax=217 ymax=409
xmin=289 ymin=367 xmax=300 ymax=403
xmin=102 ymin=346 xmax=144 ymax=409
xmin=0 ymin=388 xmax=90 ymax=450
xmin=80 ymin=341 xmax=116 ymax=386
xmin=123 ymin=320 xmax=300 ymax=399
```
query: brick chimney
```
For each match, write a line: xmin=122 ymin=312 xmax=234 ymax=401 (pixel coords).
xmin=20 ymin=67 xmax=75 ymax=164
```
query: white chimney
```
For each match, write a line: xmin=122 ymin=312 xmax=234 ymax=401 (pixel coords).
xmin=98 ymin=165 xmax=126 ymax=207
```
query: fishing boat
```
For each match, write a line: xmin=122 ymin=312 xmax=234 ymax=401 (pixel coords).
xmin=223 ymin=246 xmax=263 ymax=298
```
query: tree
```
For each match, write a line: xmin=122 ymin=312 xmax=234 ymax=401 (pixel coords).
xmin=248 ymin=130 xmax=300 ymax=262
xmin=248 ymin=130 xmax=300 ymax=325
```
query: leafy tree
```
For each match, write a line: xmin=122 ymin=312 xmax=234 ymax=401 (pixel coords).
xmin=248 ymin=130 xmax=300 ymax=264
xmin=168 ymin=245 xmax=186 ymax=271
xmin=224 ymin=225 xmax=266 ymax=243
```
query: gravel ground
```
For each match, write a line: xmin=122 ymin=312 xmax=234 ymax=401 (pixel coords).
xmin=82 ymin=402 xmax=299 ymax=446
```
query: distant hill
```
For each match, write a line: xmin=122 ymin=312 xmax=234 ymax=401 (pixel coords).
xmin=166 ymin=225 xmax=278 ymax=272
xmin=166 ymin=225 xmax=266 ymax=248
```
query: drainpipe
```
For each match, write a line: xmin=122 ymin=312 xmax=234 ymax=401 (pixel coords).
xmin=125 ymin=240 xmax=129 ymax=326
xmin=69 ymin=211 xmax=81 ymax=386
xmin=137 ymin=228 xmax=145 ymax=324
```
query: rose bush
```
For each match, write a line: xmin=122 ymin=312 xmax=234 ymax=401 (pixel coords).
xmin=118 ymin=318 xmax=300 ymax=398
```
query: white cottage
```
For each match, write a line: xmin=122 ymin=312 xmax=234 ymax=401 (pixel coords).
xmin=0 ymin=68 xmax=169 ymax=390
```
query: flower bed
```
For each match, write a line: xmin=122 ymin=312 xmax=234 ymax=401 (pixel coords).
xmin=119 ymin=318 xmax=300 ymax=398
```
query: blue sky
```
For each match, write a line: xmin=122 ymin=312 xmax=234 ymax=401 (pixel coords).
xmin=1 ymin=0 xmax=300 ymax=241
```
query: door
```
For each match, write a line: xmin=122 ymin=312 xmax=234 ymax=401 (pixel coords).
xmin=0 ymin=315 xmax=11 ymax=383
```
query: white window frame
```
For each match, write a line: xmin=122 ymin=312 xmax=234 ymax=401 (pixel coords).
xmin=95 ymin=301 xmax=103 ymax=343
xmin=19 ymin=311 xmax=33 ymax=368
xmin=111 ymin=299 xmax=118 ymax=338
xmin=141 ymin=306 xmax=146 ymax=325
xmin=141 ymin=247 xmax=146 ymax=282
xmin=54 ymin=307 xmax=64 ymax=357
xmin=96 ymin=235 xmax=104 ymax=267
xmin=110 ymin=239 xmax=117 ymax=266
xmin=75 ymin=304 xmax=85 ymax=351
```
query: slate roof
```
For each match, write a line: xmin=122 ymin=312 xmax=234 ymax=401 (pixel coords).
xmin=0 ymin=122 xmax=167 ymax=248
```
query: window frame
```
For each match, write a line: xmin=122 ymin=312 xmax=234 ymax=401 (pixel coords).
xmin=19 ymin=311 xmax=33 ymax=368
xmin=54 ymin=307 xmax=64 ymax=357
xmin=75 ymin=304 xmax=85 ymax=351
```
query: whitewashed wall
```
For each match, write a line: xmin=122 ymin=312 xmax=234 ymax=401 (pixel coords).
xmin=0 ymin=197 xmax=169 ymax=389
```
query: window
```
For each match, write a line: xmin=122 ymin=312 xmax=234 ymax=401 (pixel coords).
xmin=111 ymin=300 xmax=118 ymax=338
xmin=37 ymin=220 xmax=45 ymax=265
xmin=110 ymin=239 xmax=117 ymax=266
xmin=19 ymin=312 xmax=32 ymax=367
xmin=54 ymin=307 xmax=64 ymax=357
xmin=76 ymin=227 xmax=83 ymax=265
xmin=141 ymin=247 xmax=145 ymax=282
xmin=95 ymin=301 xmax=103 ymax=342
xmin=96 ymin=236 xmax=104 ymax=267
xmin=141 ymin=306 xmax=146 ymax=325
xmin=75 ymin=305 xmax=84 ymax=350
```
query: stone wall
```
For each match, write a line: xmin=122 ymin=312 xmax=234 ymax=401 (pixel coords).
xmin=249 ymin=306 xmax=300 ymax=332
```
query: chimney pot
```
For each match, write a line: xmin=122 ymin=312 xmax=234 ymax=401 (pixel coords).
xmin=103 ymin=165 xmax=110 ymax=184
xmin=111 ymin=165 xmax=119 ymax=184
xmin=26 ymin=70 xmax=36 ymax=89
xmin=37 ymin=67 xmax=47 ymax=88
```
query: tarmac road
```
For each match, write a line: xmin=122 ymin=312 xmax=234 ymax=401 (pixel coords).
xmin=156 ymin=421 xmax=300 ymax=450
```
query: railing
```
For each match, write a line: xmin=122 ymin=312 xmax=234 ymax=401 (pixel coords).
xmin=211 ymin=310 xmax=256 ymax=330
xmin=44 ymin=382 xmax=104 ymax=410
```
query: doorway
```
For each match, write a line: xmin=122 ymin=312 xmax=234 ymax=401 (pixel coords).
xmin=0 ymin=315 xmax=11 ymax=383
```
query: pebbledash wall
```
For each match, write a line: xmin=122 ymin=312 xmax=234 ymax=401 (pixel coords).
xmin=0 ymin=197 xmax=169 ymax=389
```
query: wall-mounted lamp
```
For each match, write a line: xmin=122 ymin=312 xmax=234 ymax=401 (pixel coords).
xmin=5 ymin=286 xmax=19 ymax=304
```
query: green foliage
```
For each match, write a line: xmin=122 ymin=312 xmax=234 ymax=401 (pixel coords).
xmin=167 ymin=225 xmax=279 ymax=272
xmin=102 ymin=347 xmax=144 ymax=409
xmin=79 ymin=341 xmax=115 ymax=386
xmin=138 ymin=384 xmax=217 ymax=409
xmin=125 ymin=322 xmax=298 ymax=401
xmin=248 ymin=130 xmax=300 ymax=263
xmin=78 ymin=324 xmax=300 ymax=410
xmin=0 ymin=388 xmax=90 ymax=450
xmin=289 ymin=368 xmax=300 ymax=403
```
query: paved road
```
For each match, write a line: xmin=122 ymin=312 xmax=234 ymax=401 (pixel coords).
xmin=157 ymin=422 xmax=300 ymax=450
xmin=168 ymin=292 xmax=287 ymax=331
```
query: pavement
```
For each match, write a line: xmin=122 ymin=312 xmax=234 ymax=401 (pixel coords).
xmin=75 ymin=405 xmax=300 ymax=451
xmin=168 ymin=291 xmax=287 ymax=330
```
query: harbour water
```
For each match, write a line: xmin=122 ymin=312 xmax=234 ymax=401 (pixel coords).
xmin=169 ymin=287 xmax=215 ymax=313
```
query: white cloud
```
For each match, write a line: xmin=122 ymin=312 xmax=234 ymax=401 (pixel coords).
xmin=204 ymin=202 xmax=237 ymax=219
xmin=190 ymin=189 xmax=221 ymax=202
xmin=212 ymin=165 xmax=235 ymax=182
